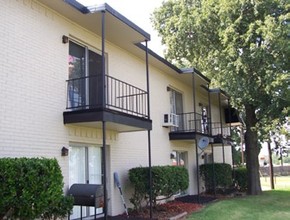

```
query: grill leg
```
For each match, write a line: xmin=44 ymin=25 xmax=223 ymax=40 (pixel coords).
xmin=80 ymin=205 xmax=82 ymax=220
xmin=94 ymin=206 xmax=96 ymax=220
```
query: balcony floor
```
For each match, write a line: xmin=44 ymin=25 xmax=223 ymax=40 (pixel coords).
xmin=169 ymin=131 xmax=212 ymax=141
xmin=63 ymin=108 xmax=152 ymax=132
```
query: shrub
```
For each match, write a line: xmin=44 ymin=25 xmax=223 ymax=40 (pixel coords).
xmin=129 ymin=166 xmax=189 ymax=210
xmin=128 ymin=167 xmax=149 ymax=211
xmin=41 ymin=195 xmax=74 ymax=220
xmin=0 ymin=157 xmax=73 ymax=219
xmin=199 ymin=163 xmax=233 ymax=193
xmin=234 ymin=166 xmax=248 ymax=192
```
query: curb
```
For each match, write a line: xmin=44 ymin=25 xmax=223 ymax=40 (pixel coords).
xmin=168 ymin=211 xmax=188 ymax=220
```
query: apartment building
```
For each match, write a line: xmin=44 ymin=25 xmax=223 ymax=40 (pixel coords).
xmin=1 ymin=0 xmax=236 ymax=218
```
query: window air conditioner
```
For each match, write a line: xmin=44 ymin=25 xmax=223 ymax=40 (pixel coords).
xmin=163 ymin=113 xmax=179 ymax=127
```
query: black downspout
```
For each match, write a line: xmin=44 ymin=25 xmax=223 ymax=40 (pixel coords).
xmin=101 ymin=10 xmax=108 ymax=220
xmin=145 ymin=40 xmax=153 ymax=219
xmin=192 ymin=73 xmax=200 ymax=202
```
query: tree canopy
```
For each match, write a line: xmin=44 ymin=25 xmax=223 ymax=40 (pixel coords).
xmin=152 ymin=0 xmax=289 ymax=195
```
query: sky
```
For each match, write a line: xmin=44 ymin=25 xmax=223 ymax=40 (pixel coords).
xmin=76 ymin=0 xmax=165 ymax=57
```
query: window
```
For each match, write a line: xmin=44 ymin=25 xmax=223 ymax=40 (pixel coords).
xmin=171 ymin=150 xmax=187 ymax=167
xmin=204 ymin=153 xmax=213 ymax=164
xmin=67 ymin=41 xmax=103 ymax=109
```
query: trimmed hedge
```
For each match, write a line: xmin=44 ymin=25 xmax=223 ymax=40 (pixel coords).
xmin=200 ymin=163 xmax=233 ymax=193
xmin=129 ymin=166 xmax=189 ymax=210
xmin=0 ymin=157 xmax=73 ymax=219
xmin=234 ymin=166 xmax=248 ymax=192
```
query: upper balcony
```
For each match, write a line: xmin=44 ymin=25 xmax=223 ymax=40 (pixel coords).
xmin=168 ymin=112 xmax=231 ymax=144
xmin=63 ymin=74 xmax=152 ymax=132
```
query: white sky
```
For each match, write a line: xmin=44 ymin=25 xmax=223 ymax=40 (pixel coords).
xmin=76 ymin=0 xmax=165 ymax=57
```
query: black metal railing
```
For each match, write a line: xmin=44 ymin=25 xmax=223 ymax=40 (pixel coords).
xmin=211 ymin=122 xmax=231 ymax=137
xmin=106 ymin=75 xmax=148 ymax=118
xmin=66 ymin=75 xmax=148 ymax=119
xmin=171 ymin=112 xmax=230 ymax=137
xmin=170 ymin=112 xmax=211 ymax=134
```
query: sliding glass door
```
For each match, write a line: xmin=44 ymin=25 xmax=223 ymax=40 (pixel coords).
xmin=69 ymin=144 xmax=103 ymax=219
xmin=68 ymin=41 xmax=103 ymax=109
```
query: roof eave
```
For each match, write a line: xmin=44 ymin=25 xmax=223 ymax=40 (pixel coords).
xmin=65 ymin=0 xmax=150 ymax=41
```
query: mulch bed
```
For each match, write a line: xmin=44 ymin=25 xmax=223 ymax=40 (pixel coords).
xmin=105 ymin=195 xmax=218 ymax=219
xmin=176 ymin=195 xmax=217 ymax=204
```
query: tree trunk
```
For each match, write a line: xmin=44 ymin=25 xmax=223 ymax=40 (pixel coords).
xmin=245 ymin=104 xmax=262 ymax=195
xmin=267 ymin=140 xmax=274 ymax=190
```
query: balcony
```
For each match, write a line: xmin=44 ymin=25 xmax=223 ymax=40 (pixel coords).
xmin=169 ymin=112 xmax=231 ymax=144
xmin=63 ymin=75 xmax=152 ymax=132
xmin=211 ymin=122 xmax=232 ymax=144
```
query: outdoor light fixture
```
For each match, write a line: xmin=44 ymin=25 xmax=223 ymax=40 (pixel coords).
xmin=170 ymin=151 xmax=176 ymax=159
xmin=62 ymin=35 xmax=69 ymax=44
xmin=61 ymin=146 xmax=69 ymax=156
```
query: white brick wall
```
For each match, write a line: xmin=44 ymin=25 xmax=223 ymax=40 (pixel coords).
xmin=1 ymin=0 xmax=232 ymax=217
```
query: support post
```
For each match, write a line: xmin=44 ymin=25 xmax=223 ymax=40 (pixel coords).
xmin=228 ymin=98 xmax=235 ymax=180
xmin=101 ymin=11 xmax=108 ymax=220
xmin=192 ymin=73 xmax=200 ymax=202
xmin=145 ymin=40 xmax=153 ymax=219
xmin=207 ymin=84 xmax=212 ymax=135
xmin=211 ymin=144 xmax=216 ymax=197
xmin=241 ymin=127 xmax=245 ymax=164
xmin=218 ymin=92 xmax=225 ymax=163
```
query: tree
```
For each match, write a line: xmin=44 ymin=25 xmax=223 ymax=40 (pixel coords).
xmin=152 ymin=0 xmax=289 ymax=195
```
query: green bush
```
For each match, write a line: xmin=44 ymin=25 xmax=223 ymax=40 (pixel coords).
xmin=129 ymin=165 xmax=189 ymax=210
xmin=199 ymin=163 xmax=233 ymax=193
xmin=0 ymin=157 xmax=73 ymax=219
xmin=128 ymin=167 xmax=149 ymax=211
xmin=234 ymin=166 xmax=248 ymax=192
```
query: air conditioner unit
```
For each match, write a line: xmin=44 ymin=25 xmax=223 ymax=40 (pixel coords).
xmin=163 ymin=113 xmax=179 ymax=127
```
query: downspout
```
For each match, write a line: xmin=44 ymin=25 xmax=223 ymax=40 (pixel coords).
xmin=145 ymin=40 xmax=153 ymax=219
xmin=192 ymin=73 xmax=200 ymax=202
xmin=218 ymin=92 xmax=225 ymax=163
xmin=101 ymin=10 xmax=108 ymax=220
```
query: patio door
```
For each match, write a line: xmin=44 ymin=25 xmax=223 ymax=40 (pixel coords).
xmin=171 ymin=150 xmax=188 ymax=195
xmin=88 ymin=50 xmax=103 ymax=107
xmin=68 ymin=41 xmax=103 ymax=109
xmin=201 ymin=106 xmax=209 ymax=134
xmin=170 ymin=89 xmax=183 ymax=129
xmin=69 ymin=144 xmax=103 ymax=219
xmin=68 ymin=41 xmax=86 ymax=108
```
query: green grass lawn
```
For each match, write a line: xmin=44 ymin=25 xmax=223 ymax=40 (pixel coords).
xmin=188 ymin=189 xmax=290 ymax=220
xmin=261 ymin=176 xmax=290 ymax=190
